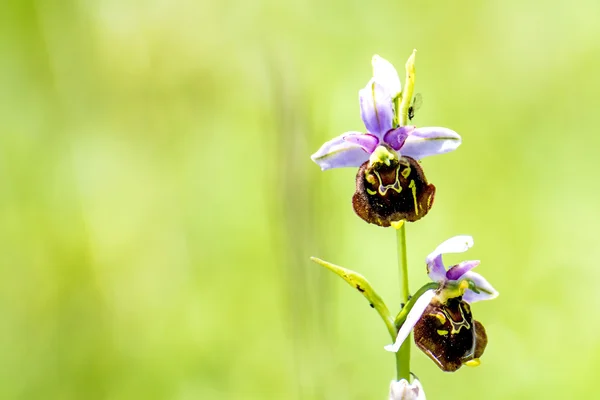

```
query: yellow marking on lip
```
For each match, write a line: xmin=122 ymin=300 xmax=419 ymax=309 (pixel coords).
xmin=465 ymin=359 xmax=481 ymax=367
xmin=409 ymin=179 xmax=418 ymax=216
xmin=432 ymin=313 xmax=446 ymax=324
xmin=391 ymin=220 xmax=404 ymax=230
xmin=401 ymin=166 xmax=411 ymax=179
xmin=436 ymin=329 xmax=449 ymax=336
xmin=374 ymin=169 xmax=402 ymax=196
xmin=427 ymin=191 xmax=433 ymax=209
xmin=441 ymin=303 xmax=471 ymax=334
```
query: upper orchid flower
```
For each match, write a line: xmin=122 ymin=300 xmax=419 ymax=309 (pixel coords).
xmin=310 ymin=55 xmax=461 ymax=227
xmin=385 ymin=235 xmax=498 ymax=371
xmin=311 ymin=55 xmax=461 ymax=171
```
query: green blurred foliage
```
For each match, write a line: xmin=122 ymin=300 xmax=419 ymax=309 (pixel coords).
xmin=1 ymin=0 xmax=599 ymax=398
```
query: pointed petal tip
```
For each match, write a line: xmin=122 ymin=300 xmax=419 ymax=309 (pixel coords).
xmin=311 ymin=132 xmax=371 ymax=170
xmin=444 ymin=235 xmax=474 ymax=252
xmin=427 ymin=235 xmax=474 ymax=264
xmin=371 ymin=56 xmax=401 ymax=98
xmin=384 ymin=343 xmax=400 ymax=353
xmin=401 ymin=127 xmax=462 ymax=160
xmin=462 ymin=271 xmax=498 ymax=303
xmin=310 ymin=153 xmax=328 ymax=171
xmin=372 ymin=54 xmax=383 ymax=63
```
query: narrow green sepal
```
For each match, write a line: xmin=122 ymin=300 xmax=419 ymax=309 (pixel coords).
xmin=394 ymin=282 xmax=439 ymax=328
xmin=310 ymin=257 xmax=397 ymax=339
xmin=398 ymin=49 xmax=417 ymax=126
xmin=467 ymin=280 xmax=481 ymax=294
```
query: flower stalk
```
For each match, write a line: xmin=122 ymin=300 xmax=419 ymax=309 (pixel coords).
xmin=395 ymin=223 xmax=411 ymax=380
xmin=393 ymin=49 xmax=417 ymax=382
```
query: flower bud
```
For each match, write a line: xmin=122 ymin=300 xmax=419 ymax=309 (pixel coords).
xmin=389 ymin=378 xmax=426 ymax=400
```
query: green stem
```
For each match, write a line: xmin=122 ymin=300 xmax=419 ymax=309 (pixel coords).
xmin=395 ymin=224 xmax=411 ymax=380
xmin=397 ymin=224 xmax=410 ymax=305
xmin=392 ymin=49 xmax=417 ymax=382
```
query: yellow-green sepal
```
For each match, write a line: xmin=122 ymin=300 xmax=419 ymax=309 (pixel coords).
xmin=398 ymin=49 xmax=417 ymax=126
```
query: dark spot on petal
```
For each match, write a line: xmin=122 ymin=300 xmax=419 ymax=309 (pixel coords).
xmin=356 ymin=284 xmax=365 ymax=293
xmin=369 ymin=303 xmax=375 ymax=308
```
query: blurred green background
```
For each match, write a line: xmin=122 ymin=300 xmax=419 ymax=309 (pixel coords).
xmin=2 ymin=0 xmax=599 ymax=398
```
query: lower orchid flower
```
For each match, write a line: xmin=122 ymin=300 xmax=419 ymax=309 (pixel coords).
xmin=385 ymin=235 xmax=498 ymax=372
xmin=310 ymin=55 xmax=461 ymax=227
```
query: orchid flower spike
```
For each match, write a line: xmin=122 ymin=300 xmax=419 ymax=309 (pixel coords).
xmin=389 ymin=378 xmax=426 ymax=400
xmin=385 ymin=235 xmax=498 ymax=372
xmin=310 ymin=54 xmax=461 ymax=227
xmin=311 ymin=55 xmax=461 ymax=171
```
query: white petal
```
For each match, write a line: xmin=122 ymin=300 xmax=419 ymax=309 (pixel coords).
xmin=412 ymin=379 xmax=426 ymax=400
xmin=372 ymin=55 xmax=401 ymax=98
xmin=426 ymin=235 xmax=474 ymax=265
xmin=384 ymin=290 xmax=435 ymax=353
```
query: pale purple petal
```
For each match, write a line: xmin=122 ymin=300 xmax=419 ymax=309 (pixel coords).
xmin=343 ymin=133 xmax=380 ymax=154
xmin=426 ymin=236 xmax=474 ymax=281
xmin=462 ymin=271 xmax=498 ymax=303
xmin=426 ymin=255 xmax=446 ymax=282
xmin=359 ymin=79 xmax=394 ymax=137
xmin=372 ymin=55 xmax=401 ymax=98
xmin=446 ymin=260 xmax=480 ymax=281
xmin=385 ymin=290 xmax=435 ymax=353
xmin=400 ymin=127 xmax=461 ymax=160
xmin=311 ymin=132 xmax=370 ymax=170
xmin=383 ymin=126 xmax=415 ymax=151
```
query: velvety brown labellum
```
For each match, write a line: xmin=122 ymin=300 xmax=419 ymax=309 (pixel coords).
xmin=352 ymin=156 xmax=435 ymax=227
xmin=413 ymin=296 xmax=488 ymax=372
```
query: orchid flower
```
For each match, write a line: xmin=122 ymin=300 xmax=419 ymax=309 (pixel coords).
xmin=385 ymin=235 xmax=498 ymax=371
xmin=389 ymin=378 xmax=426 ymax=400
xmin=311 ymin=55 xmax=461 ymax=172
xmin=310 ymin=55 xmax=461 ymax=226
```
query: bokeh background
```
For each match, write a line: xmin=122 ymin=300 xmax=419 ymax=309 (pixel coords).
xmin=2 ymin=0 xmax=599 ymax=398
